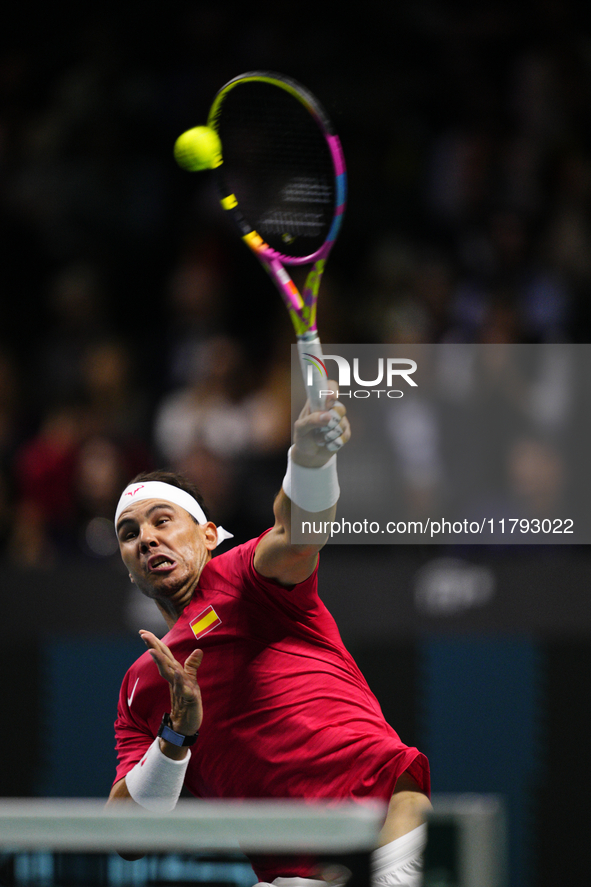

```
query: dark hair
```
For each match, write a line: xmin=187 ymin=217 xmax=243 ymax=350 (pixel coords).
xmin=126 ymin=469 xmax=211 ymax=522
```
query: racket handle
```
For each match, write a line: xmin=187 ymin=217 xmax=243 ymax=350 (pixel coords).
xmin=297 ymin=334 xmax=327 ymax=412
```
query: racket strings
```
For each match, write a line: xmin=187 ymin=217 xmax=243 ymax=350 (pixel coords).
xmin=216 ymin=82 xmax=336 ymax=259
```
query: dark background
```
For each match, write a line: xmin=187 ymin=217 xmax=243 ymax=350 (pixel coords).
xmin=2 ymin=4 xmax=591 ymax=886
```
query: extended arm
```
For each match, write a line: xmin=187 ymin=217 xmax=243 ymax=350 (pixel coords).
xmin=254 ymin=386 xmax=350 ymax=586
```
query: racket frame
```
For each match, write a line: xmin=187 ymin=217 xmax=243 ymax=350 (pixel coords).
xmin=207 ymin=72 xmax=347 ymax=409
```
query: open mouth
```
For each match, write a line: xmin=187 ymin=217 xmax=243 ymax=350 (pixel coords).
xmin=147 ymin=555 xmax=176 ymax=573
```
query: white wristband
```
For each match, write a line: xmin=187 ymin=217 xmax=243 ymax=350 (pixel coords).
xmin=282 ymin=447 xmax=340 ymax=512
xmin=125 ymin=738 xmax=190 ymax=812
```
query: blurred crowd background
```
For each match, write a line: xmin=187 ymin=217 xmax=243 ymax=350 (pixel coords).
xmin=1 ymin=1 xmax=590 ymax=564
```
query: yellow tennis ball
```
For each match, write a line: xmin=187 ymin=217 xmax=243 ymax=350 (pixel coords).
xmin=173 ymin=126 xmax=222 ymax=172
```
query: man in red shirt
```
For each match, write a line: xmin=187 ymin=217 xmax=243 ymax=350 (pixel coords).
xmin=108 ymin=391 xmax=431 ymax=886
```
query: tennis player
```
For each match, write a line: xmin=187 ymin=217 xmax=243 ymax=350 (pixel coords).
xmin=108 ymin=389 xmax=431 ymax=887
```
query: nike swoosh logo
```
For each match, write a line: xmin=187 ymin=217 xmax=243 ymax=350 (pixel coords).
xmin=127 ymin=677 xmax=140 ymax=708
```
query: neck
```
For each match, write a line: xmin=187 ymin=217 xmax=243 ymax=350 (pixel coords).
xmin=152 ymin=576 xmax=198 ymax=627
xmin=140 ymin=549 xmax=212 ymax=629
xmin=156 ymin=599 xmax=181 ymax=630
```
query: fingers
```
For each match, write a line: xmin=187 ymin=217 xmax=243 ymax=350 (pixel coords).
xmin=139 ymin=631 xmax=203 ymax=688
xmin=310 ymin=400 xmax=350 ymax=452
xmin=139 ymin=631 xmax=203 ymax=735
xmin=318 ymin=404 xmax=348 ymax=451
xmin=296 ymin=383 xmax=347 ymax=433
xmin=319 ymin=406 xmax=342 ymax=434
xmin=293 ymin=380 xmax=350 ymax=461
xmin=326 ymin=413 xmax=350 ymax=452
xmin=184 ymin=648 xmax=204 ymax=679
xmin=140 ymin=631 xmax=177 ymax=679
xmin=326 ymin=425 xmax=349 ymax=453
xmin=139 ymin=630 xmax=171 ymax=658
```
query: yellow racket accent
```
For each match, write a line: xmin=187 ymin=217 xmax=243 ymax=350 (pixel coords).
xmin=243 ymin=231 xmax=268 ymax=252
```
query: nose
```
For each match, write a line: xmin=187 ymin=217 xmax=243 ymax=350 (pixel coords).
xmin=138 ymin=525 xmax=158 ymax=552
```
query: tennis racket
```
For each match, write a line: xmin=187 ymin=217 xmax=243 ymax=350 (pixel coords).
xmin=206 ymin=71 xmax=347 ymax=411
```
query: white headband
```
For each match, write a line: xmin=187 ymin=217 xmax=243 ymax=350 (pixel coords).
xmin=115 ymin=481 xmax=233 ymax=547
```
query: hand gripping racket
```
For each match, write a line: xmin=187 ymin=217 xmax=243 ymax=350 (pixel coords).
xmin=206 ymin=71 xmax=347 ymax=411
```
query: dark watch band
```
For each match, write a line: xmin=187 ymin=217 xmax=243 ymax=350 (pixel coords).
xmin=157 ymin=712 xmax=198 ymax=747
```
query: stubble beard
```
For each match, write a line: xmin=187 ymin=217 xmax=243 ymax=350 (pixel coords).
xmin=138 ymin=570 xmax=197 ymax=619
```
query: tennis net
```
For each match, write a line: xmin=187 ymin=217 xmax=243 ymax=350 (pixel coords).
xmin=0 ymin=799 xmax=383 ymax=887
xmin=0 ymin=795 xmax=506 ymax=887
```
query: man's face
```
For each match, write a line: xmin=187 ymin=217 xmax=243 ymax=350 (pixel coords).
xmin=116 ymin=499 xmax=216 ymax=609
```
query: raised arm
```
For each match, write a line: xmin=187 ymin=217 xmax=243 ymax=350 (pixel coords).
xmin=254 ymin=385 xmax=350 ymax=587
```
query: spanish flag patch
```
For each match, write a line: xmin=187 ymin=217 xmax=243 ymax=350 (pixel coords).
xmin=189 ymin=605 xmax=222 ymax=640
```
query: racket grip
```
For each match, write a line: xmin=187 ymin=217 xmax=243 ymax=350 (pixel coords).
xmin=297 ymin=334 xmax=328 ymax=412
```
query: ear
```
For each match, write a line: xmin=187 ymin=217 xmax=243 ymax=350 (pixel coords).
xmin=129 ymin=574 xmax=135 ymax=584
xmin=202 ymin=521 xmax=219 ymax=552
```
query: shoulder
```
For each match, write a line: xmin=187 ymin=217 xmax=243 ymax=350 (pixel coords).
xmin=199 ymin=534 xmax=268 ymax=586
xmin=210 ymin=531 xmax=321 ymax=607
